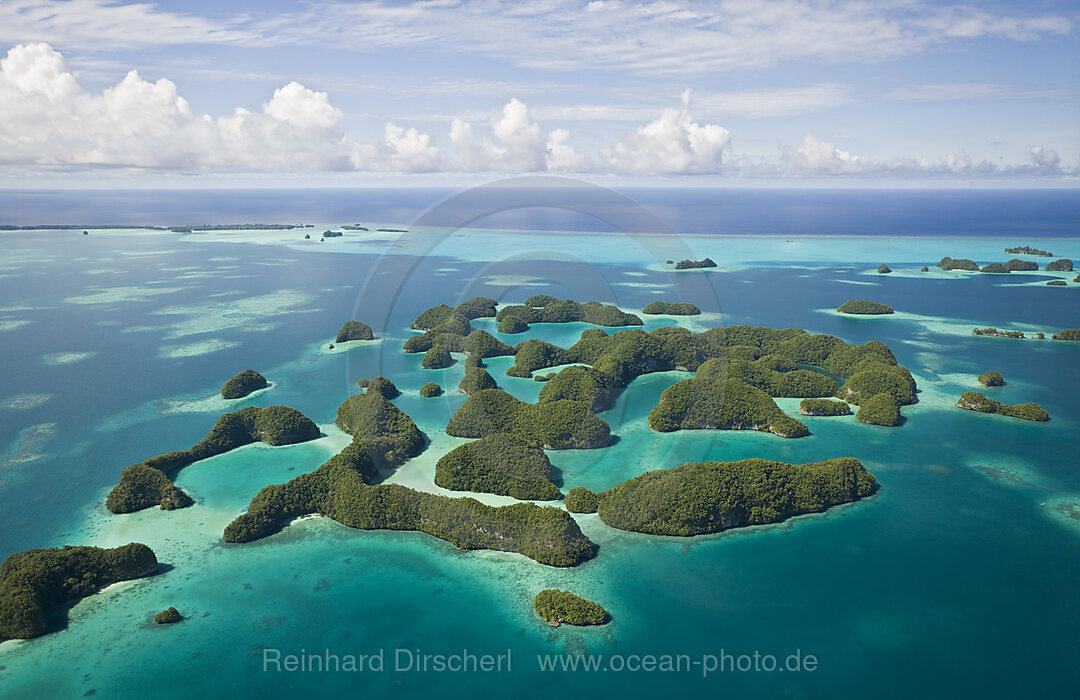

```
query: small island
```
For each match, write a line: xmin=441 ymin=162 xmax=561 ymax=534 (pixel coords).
xmin=221 ymin=369 xmax=268 ymax=399
xmin=1 ymin=543 xmax=158 ymax=640
xmin=435 ymin=434 xmax=561 ymax=500
xmin=564 ymin=486 xmax=601 ymax=513
xmin=497 ymin=316 xmax=529 ymax=334
xmin=955 ymin=392 xmax=1049 ymax=421
xmin=877 ymin=264 xmax=892 ymax=274
xmin=534 ymin=590 xmax=607 ymax=627
xmin=421 ymin=346 xmax=454 ymax=369
xmin=674 ymin=258 xmax=717 ymax=270
xmin=335 ymin=320 xmax=375 ymax=342
xmin=799 ymin=398 xmax=852 ymax=416
xmin=154 ymin=607 xmax=182 ymax=624
xmin=978 ymin=370 xmax=1004 ymax=387
xmin=937 ymin=257 xmax=980 ymax=271
xmin=973 ymin=327 xmax=1024 ymax=339
xmin=495 ymin=296 xmax=642 ymax=331
xmin=419 ymin=382 xmax=442 ymax=397
xmin=855 ymin=392 xmax=902 ymax=426
xmin=980 ymin=262 xmax=1010 ymax=273
xmin=642 ymin=301 xmax=702 ymax=315
xmin=323 ymin=230 xmax=343 ymax=238
xmin=1004 ymin=259 xmax=1039 ymax=271
xmin=447 ymin=388 xmax=611 ymax=449
xmin=1005 ymin=246 xmax=1053 ymax=257
xmin=1047 ymin=280 xmax=1066 ymax=286
xmin=1046 ymin=259 xmax=1073 ymax=272
xmin=837 ymin=300 xmax=894 ymax=315
xmin=458 ymin=363 xmax=498 ymax=395
xmin=1052 ymin=328 xmax=1080 ymax=341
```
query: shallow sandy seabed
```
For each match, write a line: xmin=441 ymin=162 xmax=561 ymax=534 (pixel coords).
xmin=42 ymin=351 xmax=97 ymax=365
xmin=158 ymin=339 xmax=242 ymax=359
xmin=153 ymin=289 xmax=318 ymax=339
xmin=0 ymin=319 xmax=32 ymax=331
xmin=1 ymin=394 xmax=52 ymax=410
xmin=0 ymin=422 xmax=58 ymax=471
xmin=63 ymin=286 xmax=187 ymax=305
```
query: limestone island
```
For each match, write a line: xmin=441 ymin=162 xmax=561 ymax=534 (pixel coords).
xmin=1 ymin=543 xmax=158 ymax=640
xmin=221 ymin=369 xmax=268 ymax=399
xmin=106 ymin=406 xmax=321 ymax=513
xmin=856 ymin=393 xmax=902 ymax=426
xmin=1004 ymin=259 xmax=1039 ymax=271
xmin=1052 ymin=328 xmax=1080 ymax=341
xmin=335 ymin=320 xmax=375 ymax=342
xmin=956 ymin=392 xmax=1049 ymax=421
xmin=222 ymin=382 xmax=595 ymax=567
xmin=1047 ymin=280 xmax=1067 ymax=286
xmin=1046 ymin=259 xmax=1073 ymax=272
xmin=937 ymin=257 xmax=980 ymax=271
xmin=973 ymin=327 xmax=1024 ymax=339
xmin=980 ymin=263 xmax=1010 ymax=273
xmin=642 ymin=301 xmax=701 ymax=315
xmin=674 ymin=258 xmax=717 ymax=270
xmin=799 ymin=398 xmax=852 ymax=416
xmin=978 ymin=370 xmax=1004 ymax=387
xmin=419 ymin=382 xmax=442 ymax=398
xmin=837 ymin=300 xmax=894 ymax=315
xmin=154 ymin=607 xmax=182 ymax=624
xmin=435 ymin=434 xmax=561 ymax=500
xmin=323 ymin=230 xmax=343 ymax=238
xmin=534 ymin=590 xmax=607 ymax=627
xmin=877 ymin=264 xmax=892 ymax=274
xmin=421 ymin=346 xmax=454 ymax=369
xmin=1005 ymin=246 xmax=1053 ymax=257
xmin=357 ymin=376 xmax=401 ymax=399
xmin=565 ymin=457 xmax=877 ymax=536
xmin=495 ymin=296 xmax=642 ymax=334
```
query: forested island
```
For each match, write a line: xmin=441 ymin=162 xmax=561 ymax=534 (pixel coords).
xmin=1053 ymin=328 xmax=1080 ymax=341
xmin=642 ymin=301 xmax=701 ymax=315
xmin=495 ymin=296 xmax=642 ymax=333
xmin=534 ymin=590 xmax=607 ymax=626
xmin=673 ymin=258 xmax=717 ymax=270
xmin=955 ymin=392 xmax=1049 ymax=421
xmin=937 ymin=257 xmax=980 ymax=271
xmin=563 ymin=457 xmax=877 ymax=536
xmin=837 ymin=300 xmax=893 ymax=315
xmin=335 ymin=321 xmax=375 ymax=342
xmin=420 ymin=382 xmax=442 ymax=397
xmin=800 ymin=398 xmax=852 ymax=416
xmin=1 ymin=544 xmax=158 ymax=640
xmin=1005 ymin=246 xmax=1053 ymax=256
xmin=877 ymin=264 xmax=892 ymax=274
xmin=1046 ymin=259 xmax=1073 ymax=272
xmin=220 ymin=369 xmax=268 ymax=399
xmin=107 ymin=406 xmax=320 ymax=513
xmin=973 ymin=327 xmax=1025 ymax=339
xmin=435 ymin=434 xmax=561 ymax=500
xmin=978 ymin=371 xmax=1004 ymax=387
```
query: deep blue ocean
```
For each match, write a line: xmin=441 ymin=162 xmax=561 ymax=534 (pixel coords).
xmin=0 ymin=186 xmax=1077 ymax=698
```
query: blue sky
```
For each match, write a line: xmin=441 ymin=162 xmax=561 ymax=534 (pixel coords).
xmin=0 ymin=0 xmax=1077 ymax=185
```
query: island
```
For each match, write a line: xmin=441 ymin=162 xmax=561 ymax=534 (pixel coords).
xmin=106 ymin=405 xmax=321 ymax=513
xmin=221 ymin=369 xmax=268 ymax=399
xmin=1005 ymin=246 xmax=1053 ymax=257
xmin=566 ymin=457 xmax=877 ymax=536
xmin=497 ymin=316 xmax=529 ymax=334
xmin=154 ymin=607 xmax=182 ymax=624
xmin=978 ymin=370 xmax=1004 ymax=387
xmin=1047 ymin=280 xmax=1066 ymax=286
xmin=419 ymin=382 xmax=442 ymax=398
xmin=837 ymin=300 xmax=894 ymax=315
xmin=973 ymin=327 xmax=1024 ymax=339
xmin=1052 ymin=328 xmax=1080 ymax=341
xmin=980 ymin=263 xmax=1010 ymax=273
xmin=435 ymin=434 xmax=561 ymax=500
xmin=222 ymin=386 xmax=596 ymax=567
xmin=674 ymin=258 xmax=717 ymax=270
xmin=799 ymin=398 xmax=852 ymax=416
xmin=877 ymin=264 xmax=892 ymax=274
xmin=642 ymin=301 xmax=702 ymax=315
xmin=495 ymin=296 xmax=642 ymax=331
xmin=1004 ymin=259 xmax=1039 ymax=271
xmin=955 ymin=392 xmax=1049 ymax=421
xmin=323 ymin=230 xmax=343 ymax=238
xmin=937 ymin=257 xmax=980 ymax=271
xmin=404 ymin=297 xmax=512 ymax=356
xmin=855 ymin=393 xmax=902 ymax=426
xmin=1046 ymin=259 xmax=1073 ymax=272
xmin=342 ymin=225 xmax=369 ymax=231
xmin=0 ymin=543 xmax=158 ymax=640
xmin=335 ymin=321 xmax=375 ymax=342
xmin=357 ymin=376 xmax=401 ymax=399
xmin=564 ymin=487 xmax=601 ymax=513
xmin=534 ymin=590 xmax=607 ymax=626
xmin=458 ymin=362 xmax=498 ymax=395
xmin=447 ymin=388 xmax=611 ymax=449
xmin=921 ymin=266 xmax=929 ymax=272
xmin=421 ymin=346 xmax=454 ymax=369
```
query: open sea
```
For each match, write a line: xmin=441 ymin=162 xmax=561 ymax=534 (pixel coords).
xmin=0 ymin=185 xmax=1078 ymax=698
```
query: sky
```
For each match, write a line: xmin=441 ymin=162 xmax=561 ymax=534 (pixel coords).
xmin=0 ymin=0 xmax=1077 ymax=187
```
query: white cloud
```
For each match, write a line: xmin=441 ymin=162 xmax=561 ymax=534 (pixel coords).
xmin=602 ymin=90 xmax=730 ymax=174
xmin=449 ymin=98 xmax=548 ymax=171
xmin=883 ymin=83 xmax=1067 ymax=102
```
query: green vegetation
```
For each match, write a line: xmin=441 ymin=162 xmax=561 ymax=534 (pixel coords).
xmin=956 ymin=392 xmax=1049 ymax=421
xmin=447 ymin=389 xmax=611 ymax=449
xmin=837 ymin=300 xmax=894 ymax=315
xmin=420 ymin=382 xmax=442 ymax=398
xmin=495 ymin=297 xmax=642 ymax=328
xmin=221 ymin=369 xmax=268 ymax=399
xmin=564 ymin=487 xmax=601 ymax=513
xmin=537 ymin=365 xmax=621 ymax=413
xmin=1047 ymin=280 xmax=1067 ymax=286
xmin=335 ymin=321 xmax=374 ymax=342
xmin=412 ymin=297 xmax=498 ymax=330
xmin=937 ymin=257 xmax=979 ymax=271
xmin=1046 ymin=259 xmax=1073 ymax=272
xmin=357 ymin=376 xmax=401 ymax=399
xmin=799 ymin=398 xmax=852 ymax=416
xmin=335 ymin=390 xmax=425 ymax=470
xmin=595 ymin=457 xmax=877 ymax=536
xmin=980 ymin=262 xmax=1010 ymax=273
xmin=1052 ymin=328 xmax=1080 ymax=341
xmin=404 ymin=298 xmax=510 ymax=356
xmin=855 ymin=393 xmax=901 ymax=426
xmin=1003 ymin=259 xmax=1039 ymax=272
xmin=421 ymin=346 xmax=454 ymax=369
xmin=642 ymin=301 xmax=701 ymax=315
xmin=649 ymin=359 xmax=810 ymax=438
xmin=498 ymin=316 xmax=529 ymax=334
xmin=973 ymin=327 xmax=1025 ymax=339
xmin=1 ymin=544 xmax=158 ymax=639
xmin=921 ymin=266 xmax=929 ymax=272
xmin=877 ymin=264 xmax=892 ymax=274
xmin=154 ymin=607 xmax=181 ymax=624
xmin=435 ymin=434 xmax=561 ymax=500
xmin=1005 ymin=246 xmax=1053 ymax=257
xmin=107 ymin=406 xmax=320 ymax=514
xmin=674 ymin=258 xmax=717 ymax=270
xmin=458 ymin=364 xmax=498 ymax=395
xmin=534 ymin=590 xmax=607 ymax=626
xmin=978 ymin=370 xmax=1004 ymax=387
xmin=836 ymin=361 xmax=916 ymax=405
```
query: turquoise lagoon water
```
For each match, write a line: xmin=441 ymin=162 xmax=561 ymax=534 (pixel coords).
xmin=0 ymin=188 xmax=1079 ymax=698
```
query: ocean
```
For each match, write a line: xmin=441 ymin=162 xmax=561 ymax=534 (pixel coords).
xmin=0 ymin=185 xmax=1078 ymax=698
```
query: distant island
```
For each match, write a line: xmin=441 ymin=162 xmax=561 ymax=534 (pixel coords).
xmin=1052 ymin=328 xmax=1080 ymax=341
xmin=341 ymin=225 xmax=369 ymax=231
xmin=674 ymin=258 xmax=717 ymax=270
xmin=335 ymin=321 xmax=375 ymax=342
xmin=435 ymin=434 xmax=561 ymax=500
xmin=1046 ymin=259 xmax=1073 ymax=272
xmin=534 ymin=590 xmax=607 ymax=626
xmin=495 ymin=296 xmax=642 ymax=333
xmin=1 ymin=544 xmax=158 ymax=640
xmin=937 ymin=257 xmax=979 ymax=271
xmin=642 ymin=301 xmax=701 ymax=315
xmin=973 ymin=327 xmax=1024 ymax=339
xmin=955 ymin=392 xmax=1049 ymax=421
xmin=154 ymin=607 xmax=182 ymax=624
xmin=419 ymin=382 xmax=442 ymax=397
xmin=837 ymin=300 xmax=894 ymax=315
xmin=221 ymin=369 xmax=268 ymax=399
xmin=322 ymin=230 xmax=343 ymax=238
xmin=877 ymin=264 xmax=892 ymax=274
xmin=1047 ymin=280 xmax=1067 ymax=286
xmin=978 ymin=370 xmax=1004 ymax=387
xmin=799 ymin=398 xmax=852 ymax=416
xmin=1005 ymin=245 xmax=1053 ymax=257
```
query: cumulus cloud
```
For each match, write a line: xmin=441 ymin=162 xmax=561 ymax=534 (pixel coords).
xmin=601 ymin=90 xmax=730 ymax=174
